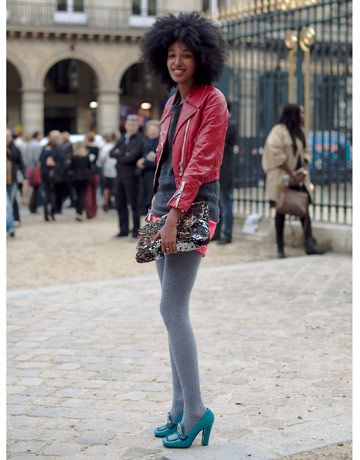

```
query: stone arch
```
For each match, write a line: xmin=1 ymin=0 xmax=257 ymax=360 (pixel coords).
xmin=7 ymin=59 xmax=24 ymax=128
xmin=38 ymin=49 xmax=107 ymax=92
xmin=6 ymin=54 xmax=28 ymax=89
xmin=111 ymin=55 xmax=143 ymax=89
xmin=117 ymin=58 xmax=168 ymax=122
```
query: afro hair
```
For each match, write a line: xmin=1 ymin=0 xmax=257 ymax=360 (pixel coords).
xmin=140 ymin=12 xmax=228 ymax=90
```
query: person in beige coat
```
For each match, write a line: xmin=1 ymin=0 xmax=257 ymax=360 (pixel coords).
xmin=262 ymin=104 xmax=324 ymax=258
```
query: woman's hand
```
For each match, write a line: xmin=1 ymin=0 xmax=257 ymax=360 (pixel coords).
xmin=289 ymin=168 xmax=307 ymax=186
xmin=154 ymin=208 xmax=183 ymax=254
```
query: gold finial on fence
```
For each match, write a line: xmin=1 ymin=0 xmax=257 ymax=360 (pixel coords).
xmin=262 ymin=0 xmax=270 ymax=13
xmin=218 ymin=5 xmax=226 ymax=20
xmin=256 ymin=0 xmax=262 ymax=14
xmin=243 ymin=1 xmax=250 ymax=17
xmin=249 ymin=0 xmax=256 ymax=16
xmin=268 ymin=0 xmax=276 ymax=11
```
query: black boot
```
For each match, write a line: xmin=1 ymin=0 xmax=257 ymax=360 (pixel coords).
xmin=44 ymin=208 xmax=49 ymax=222
xmin=275 ymin=212 xmax=286 ymax=258
xmin=305 ymin=237 xmax=324 ymax=255
xmin=277 ymin=242 xmax=286 ymax=258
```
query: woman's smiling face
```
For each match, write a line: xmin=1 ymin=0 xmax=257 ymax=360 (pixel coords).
xmin=167 ymin=41 xmax=196 ymax=87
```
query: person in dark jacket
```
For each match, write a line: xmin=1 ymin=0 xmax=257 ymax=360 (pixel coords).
xmin=6 ymin=128 xmax=26 ymax=231
xmin=84 ymin=132 xmax=100 ymax=219
xmin=217 ymin=100 xmax=238 ymax=244
xmin=69 ymin=141 xmax=92 ymax=221
xmin=25 ymin=131 xmax=43 ymax=214
xmin=39 ymin=130 xmax=62 ymax=222
xmin=57 ymin=131 xmax=74 ymax=210
xmin=137 ymin=119 xmax=159 ymax=215
xmin=110 ymin=114 xmax=147 ymax=238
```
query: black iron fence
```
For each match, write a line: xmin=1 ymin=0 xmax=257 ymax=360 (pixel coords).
xmin=217 ymin=0 xmax=352 ymax=224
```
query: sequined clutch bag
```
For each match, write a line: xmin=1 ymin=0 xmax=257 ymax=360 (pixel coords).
xmin=135 ymin=201 xmax=210 ymax=263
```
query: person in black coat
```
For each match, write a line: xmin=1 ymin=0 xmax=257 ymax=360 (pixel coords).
xmin=69 ymin=141 xmax=92 ymax=221
xmin=110 ymin=114 xmax=147 ymax=238
xmin=217 ymin=100 xmax=238 ymax=244
xmin=39 ymin=130 xmax=62 ymax=222
xmin=6 ymin=128 xmax=26 ymax=229
xmin=136 ymin=120 xmax=159 ymax=216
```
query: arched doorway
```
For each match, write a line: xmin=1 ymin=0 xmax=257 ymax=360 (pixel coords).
xmin=44 ymin=59 xmax=98 ymax=135
xmin=119 ymin=62 xmax=168 ymax=131
xmin=7 ymin=61 xmax=22 ymax=130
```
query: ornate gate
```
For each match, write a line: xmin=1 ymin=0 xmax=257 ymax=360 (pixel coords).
xmin=217 ymin=0 xmax=352 ymax=224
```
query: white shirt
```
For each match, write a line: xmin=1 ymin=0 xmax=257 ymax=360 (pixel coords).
xmin=98 ymin=143 xmax=117 ymax=179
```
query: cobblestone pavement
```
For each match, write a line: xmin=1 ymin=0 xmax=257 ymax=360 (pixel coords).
xmin=7 ymin=248 xmax=351 ymax=459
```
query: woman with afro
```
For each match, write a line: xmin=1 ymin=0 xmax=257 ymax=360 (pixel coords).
xmin=140 ymin=12 xmax=229 ymax=448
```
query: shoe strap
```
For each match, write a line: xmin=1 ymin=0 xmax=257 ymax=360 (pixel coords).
xmin=166 ymin=412 xmax=176 ymax=429
xmin=176 ymin=423 xmax=188 ymax=440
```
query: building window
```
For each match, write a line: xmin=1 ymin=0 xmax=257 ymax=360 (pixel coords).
xmin=130 ymin=0 xmax=156 ymax=27
xmin=54 ymin=0 xmax=86 ymax=24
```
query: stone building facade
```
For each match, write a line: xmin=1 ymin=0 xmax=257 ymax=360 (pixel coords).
xmin=6 ymin=0 xmax=210 ymax=135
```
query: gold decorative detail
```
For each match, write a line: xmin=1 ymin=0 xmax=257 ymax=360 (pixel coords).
xmin=284 ymin=29 xmax=298 ymax=50
xmin=299 ymin=26 xmax=316 ymax=137
xmin=299 ymin=26 xmax=316 ymax=51
xmin=285 ymin=29 xmax=298 ymax=103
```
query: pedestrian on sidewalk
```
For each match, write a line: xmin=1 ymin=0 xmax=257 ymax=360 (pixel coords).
xmin=97 ymin=132 xmax=118 ymax=212
xmin=24 ymin=131 xmax=42 ymax=214
xmin=84 ymin=132 xmax=100 ymax=219
xmin=141 ymin=12 xmax=228 ymax=449
xmin=216 ymin=99 xmax=238 ymax=245
xmin=39 ymin=130 xmax=62 ymax=222
xmin=110 ymin=115 xmax=146 ymax=238
xmin=6 ymin=128 xmax=27 ymax=233
xmin=262 ymin=104 xmax=324 ymax=258
xmin=136 ymin=119 xmax=159 ymax=216
xmin=68 ymin=141 xmax=92 ymax=222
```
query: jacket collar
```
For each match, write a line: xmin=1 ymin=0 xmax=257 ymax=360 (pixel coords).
xmin=160 ymin=84 xmax=210 ymax=142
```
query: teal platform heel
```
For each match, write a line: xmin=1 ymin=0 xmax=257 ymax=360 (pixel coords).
xmin=163 ymin=408 xmax=215 ymax=448
xmin=154 ymin=412 xmax=183 ymax=438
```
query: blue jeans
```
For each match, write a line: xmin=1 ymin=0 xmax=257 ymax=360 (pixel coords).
xmin=219 ymin=188 xmax=233 ymax=241
xmin=6 ymin=184 xmax=17 ymax=232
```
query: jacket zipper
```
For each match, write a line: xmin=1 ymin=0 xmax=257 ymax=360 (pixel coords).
xmin=179 ymin=119 xmax=190 ymax=177
xmin=170 ymin=181 xmax=185 ymax=208
xmin=153 ymin=141 xmax=164 ymax=189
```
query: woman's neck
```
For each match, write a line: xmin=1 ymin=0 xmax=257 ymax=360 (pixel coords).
xmin=178 ymin=80 xmax=194 ymax=103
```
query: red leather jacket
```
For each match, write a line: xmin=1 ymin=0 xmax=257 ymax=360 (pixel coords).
xmin=153 ymin=84 xmax=229 ymax=213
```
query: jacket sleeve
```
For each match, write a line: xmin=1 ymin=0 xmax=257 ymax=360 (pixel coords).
xmin=117 ymin=138 xmax=146 ymax=164
xmin=262 ymin=125 xmax=288 ymax=173
xmin=167 ymin=90 xmax=229 ymax=213
xmin=225 ymin=120 xmax=238 ymax=148
xmin=109 ymin=141 xmax=121 ymax=159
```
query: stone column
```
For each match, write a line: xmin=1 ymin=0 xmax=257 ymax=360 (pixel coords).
xmin=21 ymin=88 xmax=44 ymax=134
xmin=97 ymin=90 xmax=120 ymax=134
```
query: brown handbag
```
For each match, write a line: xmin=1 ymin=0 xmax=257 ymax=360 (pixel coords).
xmin=276 ymin=187 xmax=309 ymax=218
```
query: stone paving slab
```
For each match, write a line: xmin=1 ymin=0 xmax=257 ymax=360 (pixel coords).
xmin=7 ymin=254 xmax=351 ymax=459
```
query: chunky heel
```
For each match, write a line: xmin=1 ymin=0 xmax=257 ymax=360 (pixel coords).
xmin=201 ymin=422 xmax=213 ymax=446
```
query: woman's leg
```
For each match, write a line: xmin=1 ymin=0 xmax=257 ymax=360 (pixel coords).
xmin=275 ymin=211 xmax=286 ymax=258
xmin=301 ymin=211 xmax=324 ymax=254
xmin=158 ymin=251 xmax=206 ymax=432
xmin=300 ymin=212 xmax=312 ymax=240
xmin=156 ymin=256 xmax=184 ymax=421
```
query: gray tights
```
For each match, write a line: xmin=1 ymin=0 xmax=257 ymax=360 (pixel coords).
xmin=156 ymin=251 xmax=207 ymax=432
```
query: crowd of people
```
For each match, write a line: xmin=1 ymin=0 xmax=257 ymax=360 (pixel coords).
xmin=6 ymin=116 xmax=161 ymax=237
xmin=6 ymin=111 xmax=236 ymax=243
